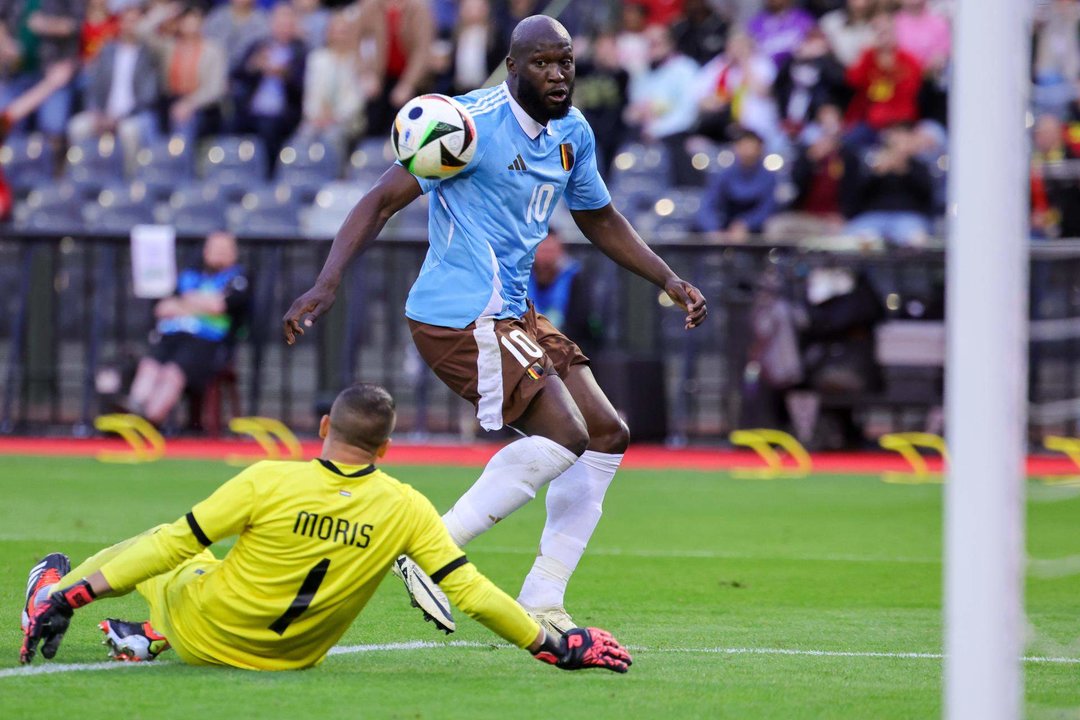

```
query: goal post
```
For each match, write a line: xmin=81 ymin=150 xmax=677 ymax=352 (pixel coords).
xmin=944 ymin=1 xmax=1031 ymax=719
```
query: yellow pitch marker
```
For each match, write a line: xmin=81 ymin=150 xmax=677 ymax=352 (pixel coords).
xmin=728 ymin=429 xmax=812 ymax=479
xmin=878 ymin=432 xmax=948 ymax=484
xmin=94 ymin=414 xmax=165 ymax=463
xmin=227 ymin=417 xmax=302 ymax=465
xmin=1038 ymin=436 xmax=1080 ymax=486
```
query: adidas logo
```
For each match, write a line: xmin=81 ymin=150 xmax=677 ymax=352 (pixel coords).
xmin=507 ymin=154 xmax=528 ymax=172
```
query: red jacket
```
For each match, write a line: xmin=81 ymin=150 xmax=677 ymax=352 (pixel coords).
xmin=845 ymin=48 xmax=923 ymax=129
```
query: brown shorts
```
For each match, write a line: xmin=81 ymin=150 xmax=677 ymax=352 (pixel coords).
xmin=408 ymin=305 xmax=589 ymax=431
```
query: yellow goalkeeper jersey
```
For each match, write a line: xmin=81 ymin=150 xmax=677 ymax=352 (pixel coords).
xmin=97 ymin=459 xmax=540 ymax=670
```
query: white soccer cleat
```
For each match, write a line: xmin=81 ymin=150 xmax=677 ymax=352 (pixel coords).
xmin=99 ymin=619 xmax=171 ymax=662
xmin=525 ymin=607 xmax=577 ymax=638
xmin=391 ymin=555 xmax=455 ymax=634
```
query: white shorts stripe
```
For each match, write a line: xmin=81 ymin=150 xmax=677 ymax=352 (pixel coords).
xmin=473 ymin=317 xmax=504 ymax=431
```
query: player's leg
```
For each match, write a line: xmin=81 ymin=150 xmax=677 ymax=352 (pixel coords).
xmin=441 ymin=374 xmax=590 ymax=546
xmin=396 ymin=318 xmax=588 ymax=632
xmin=515 ymin=312 xmax=630 ymax=630
xmin=518 ymin=364 xmax=628 ymax=626
xmin=21 ymin=525 xmax=167 ymax=660
xmin=105 ymin=551 xmax=219 ymax=663
xmin=143 ymin=362 xmax=186 ymax=424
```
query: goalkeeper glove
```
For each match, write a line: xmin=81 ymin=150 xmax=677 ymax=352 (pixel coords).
xmin=20 ymin=580 xmax=97 ymax=664
xmin=532 ymin=627 xmax=633 ymax=673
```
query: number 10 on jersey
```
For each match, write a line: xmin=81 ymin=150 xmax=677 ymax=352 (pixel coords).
xmin=525 ymin=183 xmax=555 ymax=224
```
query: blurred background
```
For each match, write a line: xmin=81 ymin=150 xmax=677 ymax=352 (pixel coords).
xmin=0 ymin=0 xmax=1073 ymax=450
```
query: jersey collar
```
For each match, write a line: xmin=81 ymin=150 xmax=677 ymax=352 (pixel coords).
xmin=504 ymin=81 xmax=554 ymax=140
xmin=317 ymin=458 xmax=376 ymax=477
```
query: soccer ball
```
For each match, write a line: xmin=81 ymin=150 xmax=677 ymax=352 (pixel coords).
xmin=391 ymin=94 xmax=477 ymax=180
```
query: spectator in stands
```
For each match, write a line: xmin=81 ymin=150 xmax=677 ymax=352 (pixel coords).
xmin=803 ymin=0 xmax=846 ymax=18
xmin=127 ymin=230 xmax=250 ymax=426
xmin=1064 ymin=78 xmax=1080 ymax=156
xmin=301 ymin=9 xmax=371 ymax=147
xmin=615 ymin=2 xmax=649 ymax=77
xmin=573 ymin=30 xmax=628 ymax=176
xmin=893 ymin=0 xmax=949 ymax=72
xmin=81 ymin=0 xmax=119 ymax=65
xmin=818 ymin=0 xmax=876 ymax=68
xmin=746 ymin=0 xmax=816 ymax=67
xmin=0 ymin=0 xmax=83 ymax=148
xmin=626 ymin=24 xmax=700 ymax=186
xmin=670 ymin=0 xmax=729 ymax=66
xmin=1031 ymin=113 xmax=1080 ymax=239
xmin=1032 ymin=0 xmax=1080 ymax=117
xmin=68 ymin=4 xmax=160 ymax=172
xmin=635 ymin=0 xmax=685 ymax=27
xmin=844 ymin=123 xmax=934 ymax=246
xmin=362 ymin=0 xmax=434 ymax=137
xmin=140 ymin=3 xmax=227 ymax=146
xmin=695 ymin=128 xmax=778 ymax=241
xmin=204 ymin=0 xmax=269 ymax=71
xmin=292 ymin=0 xmax=328 ymax=48
xmin=844 ymin=10 xmax=922 ymax=146
xmin=229 ymin=1 xmax=306 ymax=170
xmin=695 ymin=30 xmax=780 ymax=148
xmin=528 ymin=229 xmax=602 ymax=358
xmin=767 ymin=104 xmax=855 ymax=238
xmin=444 ymin=0 xmax=502 ymax=96
xmin=774 ymin=26 xmax=847 ymax=139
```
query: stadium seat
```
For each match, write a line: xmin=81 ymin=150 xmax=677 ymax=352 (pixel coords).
xmin=200 ymin=136 xmax=268 ymax=200
xmin=134 ymin=136 xmax=195 ymax=200
xmin=63 ymin=134 xmax=125 ymax=196
xmin=230 ymin=183 xmax=301 ymax=237
xmin=0 ymin=133 xmax=55 ymax=196
xmin=162 ymin=183 xmax=229 ymax=236
xmin=635 ymin=187 xmax=702 ymax=241
xmin=83 ymin=182 xmax=157 ymax=232
xmin=276 ymin=136 xmax=343 ymax=202
xmin=14 ymin=181 xmax=84 ymax=232
xmin=610 ymin=142 xmax=672 ymax=183
xmin=302 ymin=180 xmax=367 ymax=237
xmin=346 ymin=139 xmax=395 ymax=187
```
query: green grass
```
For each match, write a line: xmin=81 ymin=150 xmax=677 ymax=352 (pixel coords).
xmin=0 ymin=456 xmax=1077 ymax=719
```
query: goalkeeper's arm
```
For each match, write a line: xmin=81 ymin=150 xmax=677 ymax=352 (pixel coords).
xmin=435 ymin=559 xmax=632 ymax=673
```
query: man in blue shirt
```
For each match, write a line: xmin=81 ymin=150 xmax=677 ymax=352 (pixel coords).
xmin=284 ymin=15 xmax=707 ymax=639
xmin=129 ymin=231 xmax=249 ymax=425
xmin=696 ymin=128 xmax=778 ymax=242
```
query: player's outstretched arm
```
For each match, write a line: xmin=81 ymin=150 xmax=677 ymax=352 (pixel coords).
xmin=571 ymin=203 xmax=708 ymax=329
xmin=437 ymin=560 xmax=632 ymax=673
xmin=283 ymin=165 xmax=422 ymax=344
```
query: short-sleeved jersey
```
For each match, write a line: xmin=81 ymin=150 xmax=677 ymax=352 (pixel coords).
xmin=403 ymin=83 xmax=611 ymax=330
xmin=155 ymin=460 xmax=466 ymax=669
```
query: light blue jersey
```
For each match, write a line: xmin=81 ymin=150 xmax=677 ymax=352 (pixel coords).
xmin=401 ymin=83 xmax=611 ymax=329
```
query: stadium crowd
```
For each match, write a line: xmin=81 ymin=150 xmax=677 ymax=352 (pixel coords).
xmin=0 ymin=0 xmax=1075 ymax=242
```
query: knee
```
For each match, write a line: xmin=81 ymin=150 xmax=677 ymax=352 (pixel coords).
xmin=589 ymin=416 xmax=630 ymax=455
xmin=548 ymin=414 xmax=590 ymax=458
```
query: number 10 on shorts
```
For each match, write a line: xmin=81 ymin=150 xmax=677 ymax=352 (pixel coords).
xmin=501 ymin=330 xmax=543 ymax=368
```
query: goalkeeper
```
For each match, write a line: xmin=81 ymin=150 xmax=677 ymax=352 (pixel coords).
xmin=19 ymin=384 xmax=631 ymax=674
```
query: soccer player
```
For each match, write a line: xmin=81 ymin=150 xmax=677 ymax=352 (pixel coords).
xmin=283 ymin=16 xmax=708 ymax=637
xmin=19 ymin=384 xmax=631 ymax=674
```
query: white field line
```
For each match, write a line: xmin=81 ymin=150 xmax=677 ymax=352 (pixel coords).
xmin=3 ymin=642 xmax=1077 ymax=679
xmin=0 ymin=661 xmax=156 ymax=678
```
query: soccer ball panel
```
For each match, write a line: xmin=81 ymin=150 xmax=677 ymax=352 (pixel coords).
xmin=391 ymin=94 xmax=477 ymax=180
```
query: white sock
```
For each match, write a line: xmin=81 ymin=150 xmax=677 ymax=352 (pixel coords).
xmin=517 ymin=450 xmax=623 ymax=610
xmin=442 ymin=435 xmax=579 ymax=547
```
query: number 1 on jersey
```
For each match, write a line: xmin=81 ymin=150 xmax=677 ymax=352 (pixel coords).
xmin=269 ymin=558 xmax=330 ymax=635
xmin=526 ymin=183 xmax=555 ymax=224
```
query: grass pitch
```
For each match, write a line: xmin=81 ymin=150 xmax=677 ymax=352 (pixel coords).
xmin=0 ymin=455 xmax=1077 ymax=719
